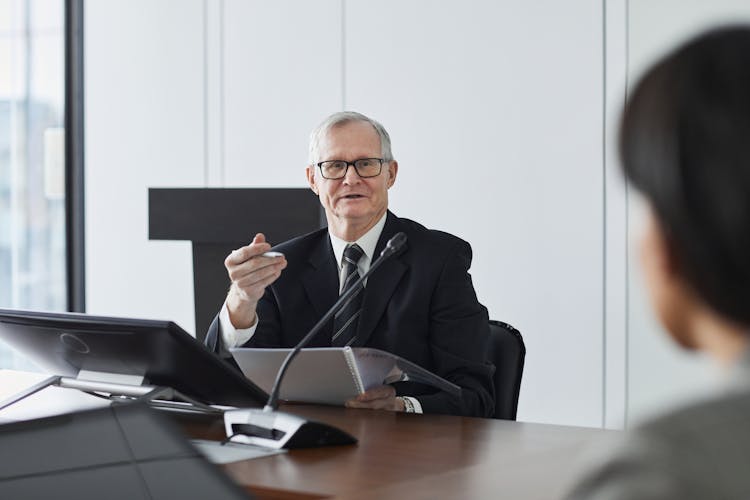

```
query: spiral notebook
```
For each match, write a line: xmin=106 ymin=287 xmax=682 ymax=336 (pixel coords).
xmin=229 ymin=347 xmax=461 ymax=406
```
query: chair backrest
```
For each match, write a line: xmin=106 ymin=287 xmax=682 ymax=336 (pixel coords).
xmin=488 ymin=320 xmax=525 ymax=420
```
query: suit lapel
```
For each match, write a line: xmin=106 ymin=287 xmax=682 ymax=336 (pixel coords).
xmin=301 ymin=234 xmax=339 ymax=329
xmin=354 ymin=212 xmax=408 ymax=347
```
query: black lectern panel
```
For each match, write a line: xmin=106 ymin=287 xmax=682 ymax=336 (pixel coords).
xmin=149 ymin=188 xmax=322 ymax=243
xmin=0 ymin=404 xmax=251 ymax=499
xmin=192 ymin=242 xmax=242 ymax=342
xmin=148 ymin=188 xmax=324 ymax=341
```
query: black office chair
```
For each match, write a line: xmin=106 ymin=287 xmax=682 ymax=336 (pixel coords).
xmin=488 ymin=320 xmax=525 ymax=420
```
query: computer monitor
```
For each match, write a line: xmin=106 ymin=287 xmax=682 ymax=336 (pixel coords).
xmin=0 ymin=309 xmax=267 ymax=408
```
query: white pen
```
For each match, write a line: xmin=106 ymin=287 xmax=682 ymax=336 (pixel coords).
xmin=262 ymin=251 xmax=284 ymax=258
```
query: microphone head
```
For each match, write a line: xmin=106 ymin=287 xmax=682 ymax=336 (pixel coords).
xmin=385 ymin=232 xmax=407 ymax=253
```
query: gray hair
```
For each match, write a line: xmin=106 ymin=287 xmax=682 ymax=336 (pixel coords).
xmin=308 ymin=111 xmax=394 ymax=165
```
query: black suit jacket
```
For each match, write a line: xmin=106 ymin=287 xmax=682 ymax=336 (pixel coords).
xmin=206 ymin=211 xmax=495 ymax=417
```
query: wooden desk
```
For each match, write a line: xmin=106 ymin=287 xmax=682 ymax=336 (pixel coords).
xmin=181 ymin=405 xmax=619 ymax=500
xmin=0 ymin=371 xmax=618 ymax=499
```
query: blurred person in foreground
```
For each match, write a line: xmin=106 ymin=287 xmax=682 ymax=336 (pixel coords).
xmin=567 ymin=26 xmax=750 ymax=500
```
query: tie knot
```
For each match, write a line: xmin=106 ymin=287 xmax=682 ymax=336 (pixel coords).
xmin=343 ymin=244 xmax=364 ymax=265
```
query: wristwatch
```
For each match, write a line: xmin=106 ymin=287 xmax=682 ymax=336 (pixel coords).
xmin=398 ymin=396 xmax=416 ymax=413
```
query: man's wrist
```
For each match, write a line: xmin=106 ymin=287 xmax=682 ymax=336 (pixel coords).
xmin=219 ymin=300 xmax=259 ymax=349
xmin=226 ymin=287 xmax=258 ymax=329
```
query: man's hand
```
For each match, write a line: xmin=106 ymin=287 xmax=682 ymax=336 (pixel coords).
xmin=345 ymin=385 xmax=405 ymax=412
xmin=225 ymin=233 xmax=287 ymax=329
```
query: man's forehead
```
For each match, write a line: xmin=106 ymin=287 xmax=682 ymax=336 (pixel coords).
xmin=319 ymin=122 xmax=381 ymax=150
xmin=325 ymin=120 xmax=378 ymax=138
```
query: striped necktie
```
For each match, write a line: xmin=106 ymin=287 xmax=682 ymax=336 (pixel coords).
xmin=332 ymin=244 xmax=365 ymax=347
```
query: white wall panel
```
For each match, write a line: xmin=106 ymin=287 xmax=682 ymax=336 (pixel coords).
xmin=222 ymin=0 xmax=342 ymax=188
xmin=205 ymin=0 xmax=225 ymax=187
xmin=346 ymin=0 xmax=604 ymax=426
xmin=84 ymin=0 xmax=204 ymax=333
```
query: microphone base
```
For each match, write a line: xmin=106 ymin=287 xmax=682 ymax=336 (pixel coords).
xmin=224 ymin=408 xmax=357 ymax=449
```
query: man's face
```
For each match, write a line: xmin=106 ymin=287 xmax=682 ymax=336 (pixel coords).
xmin=306 ymin=121 xmax=398 ymax=229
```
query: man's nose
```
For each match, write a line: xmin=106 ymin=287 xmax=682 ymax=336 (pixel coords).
xmin=342 ymin=164 xmax=361 ymax=183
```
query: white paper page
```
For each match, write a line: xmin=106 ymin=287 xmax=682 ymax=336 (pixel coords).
xmin=191 ymin=439 xmax=285 ymax=464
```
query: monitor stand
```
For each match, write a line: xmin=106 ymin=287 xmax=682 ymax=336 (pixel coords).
xmin=0 ymin=371 xmax=225 ymax=415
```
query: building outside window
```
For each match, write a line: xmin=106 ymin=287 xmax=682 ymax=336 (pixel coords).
xmin=0 ymin=0 xmax=66 ymax=370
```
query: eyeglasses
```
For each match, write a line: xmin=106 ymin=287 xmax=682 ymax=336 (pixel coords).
xmin=316 ymin=158 xmax=386 ymax=179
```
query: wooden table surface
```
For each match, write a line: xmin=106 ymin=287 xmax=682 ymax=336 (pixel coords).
xmin=0 ymin=370 xmax=619 ymax=500
xmin=179 ymin=404 xmax=619 ymax=500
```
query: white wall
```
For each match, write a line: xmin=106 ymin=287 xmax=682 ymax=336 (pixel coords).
xmin=85 ymin=0 xmax=745 ymax=427
xmin=85 ymin=0 xmax=202 ymax=325
xmin=222 ymin=0 xmax=343 ymax=187
xmin=346 ymin=0 xmax=605 ymax=427
xmin=85 ymin=0 xmax=606 ymax=427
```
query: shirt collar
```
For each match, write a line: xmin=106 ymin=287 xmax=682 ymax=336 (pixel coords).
xmin=329 ymin=212 xmax=388 ymax=269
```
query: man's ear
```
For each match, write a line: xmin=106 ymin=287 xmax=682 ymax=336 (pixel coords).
xmin=386 ymin=160 xmax=398 ymax=188
xmin=641 ymin=205 xmax=691 ymax=323
xmin=306 ymin=165 xmax=318 ymax=195
xmin=648 ymin=210 xmax=680 ymax=279
xmin=641 ymin=204 xmax=700 ymax=350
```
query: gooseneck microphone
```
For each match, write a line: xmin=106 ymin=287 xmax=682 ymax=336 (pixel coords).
xmin=266 ymin=231 xmax=407 ymax=411
xmin=224 ymin=232 xmax=407 ymax=449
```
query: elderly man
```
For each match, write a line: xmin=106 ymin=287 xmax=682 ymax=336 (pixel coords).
xmin=205 ymin=111 xmax=494 ymax=417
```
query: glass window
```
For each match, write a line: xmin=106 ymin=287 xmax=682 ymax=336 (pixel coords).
xmin=0 ymin=0 xmax=66 ymax=370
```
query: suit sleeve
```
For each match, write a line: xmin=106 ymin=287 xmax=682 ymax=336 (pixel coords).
xmin=415 ymin=239 xmax=495 ymax=417
xmin=245 ymin=286 xmax=285 ymax=347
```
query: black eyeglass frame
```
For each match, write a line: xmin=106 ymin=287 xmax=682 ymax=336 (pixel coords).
xmin=315 ymin=158 xmax=388 ymax=179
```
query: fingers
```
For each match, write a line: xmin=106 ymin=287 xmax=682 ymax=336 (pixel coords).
xmin=225 ymin=233 xmax=271 ymax=267
xmin=354 ymin=385 xmax=396 ymax=402
xmin=345 ymin=396 xmax=400 ymax=411
xmin=226 ymin=234 xmax=285 ymax=278
xmin=225 ymin=233 xmax=287 ymax=304
xmin=344 ymin=385 xmax=399 ymax=411
xmin=229 ymin=256 xmax=286 ymax=285
xmin=234 ymin=260 xmax=286 ymax=291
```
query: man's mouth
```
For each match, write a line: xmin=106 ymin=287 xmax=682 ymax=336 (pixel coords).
xmin=341 ymin=194 xmax=365 ymax=200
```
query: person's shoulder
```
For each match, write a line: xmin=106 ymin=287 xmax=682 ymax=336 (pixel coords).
xmin=568 ymin=389 xmax=750 ymax=500
xmin=637 ymin=386 xmax=750 ymax=440
xmin=632 ymin=387 xmax=750 ymax=475
xmin=565 ymin=427 xmax=694 ymax=500
xmin=391 ymin=214 xmax=470 ymax=253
